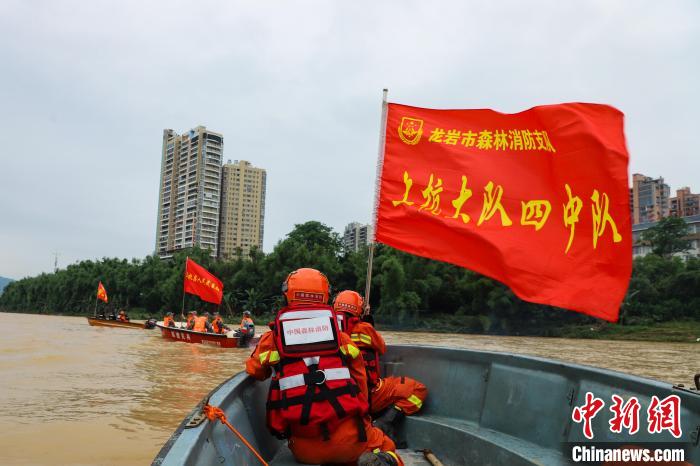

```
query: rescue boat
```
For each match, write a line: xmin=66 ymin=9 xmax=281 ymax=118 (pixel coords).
xmin=86 ymin=316 xmax=148 ymax=329
xmin=155 ymin=322 xmax=259 ymax=349
xmin=152 ymin=345 xmax=700 ymax=466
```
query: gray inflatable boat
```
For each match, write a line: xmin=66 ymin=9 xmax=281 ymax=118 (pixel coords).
xmin=153 ymin=345 xmax=700 ymax=465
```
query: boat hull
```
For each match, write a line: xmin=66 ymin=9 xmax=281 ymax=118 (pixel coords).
xmin=156 ymin=323 xmax=259 ymax=349
xmin=153 ymin=345 xmax=700 ymax=466
xmin=86 ymin=317 xmax=145 ymax=329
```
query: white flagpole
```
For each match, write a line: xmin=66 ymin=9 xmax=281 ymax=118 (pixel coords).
xmin=364 ymin=88 xmax=389 ymax=315
xmin=180 ymin=256 xmax=188 ymax=325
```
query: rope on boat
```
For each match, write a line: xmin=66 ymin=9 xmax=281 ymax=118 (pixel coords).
xmin=203 ymin=404 xmax=269 ymax=466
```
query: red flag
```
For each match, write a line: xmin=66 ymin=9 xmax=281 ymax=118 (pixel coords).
xmin=97 ymin=281 xmax=108 ymax=303
xmin=373 ymin=102 xmax=632 ymax=322
xmin=184 ymin=258 xmax=223 ymax=304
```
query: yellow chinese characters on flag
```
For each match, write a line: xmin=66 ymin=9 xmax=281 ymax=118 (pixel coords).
xmin=373 ymin=103 xmax=632 ymax=322
xmin=183 ymin=258 xmax=224 ymax=305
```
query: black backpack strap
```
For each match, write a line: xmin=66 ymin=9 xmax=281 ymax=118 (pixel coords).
xmin=320 ymin=422 xmax=331 ymax=441
xmin=267 ymin=384 xmax=359 ymax=410
xmin=316 ymin=380 xmax=347 ymax=420
xmin=355 ymin=415 xmax=367 ymax=442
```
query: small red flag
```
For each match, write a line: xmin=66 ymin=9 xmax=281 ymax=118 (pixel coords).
xmin=97 ymin=282 xmax=108 ymax=303
xmin=183 ymin=258 xmax=223 ymax=305
xmin=373 ymin=102 xmax=632 ymax=322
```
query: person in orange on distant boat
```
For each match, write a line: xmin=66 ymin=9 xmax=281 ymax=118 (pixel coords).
xmin=245 ymin=268 xmax=403 ymax=466
xmin=186 ymin=311 xmax=197 ymax=330
xmin=193 ymin=311 xmax=213 ymax=333
xmin=117 ymin=309 xmax=130 ymax=322
xmin=211 ymin=312 xmax=230 ymax=334
xmin=333 ymin=290 xmax=428 ymax=441
xmin=234 ymin=310 xmax=255 ymax=337
xmin=163 ymin=312 xmax=176 ymax=328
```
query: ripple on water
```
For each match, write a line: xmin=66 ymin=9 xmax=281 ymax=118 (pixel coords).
xmin=0 ymin=312 xmax=696 ymax=466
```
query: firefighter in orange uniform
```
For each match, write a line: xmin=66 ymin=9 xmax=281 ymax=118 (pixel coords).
xmin=245 ymin=268 xmax=402 ymax=466
xmin=117 ymin=310 xmax=129 ymax=322
xmin=186 ymin=311 xmax=197 ymax=330
xmin=163 ymin=312 xmax=176 ymax=328
xmin=211 ymin=312 xmax=230 ymax=334
xmin=193 ymin=311 xmax=213 ymax=333
xmin=333 ymin=290 xmax=428 ymax=441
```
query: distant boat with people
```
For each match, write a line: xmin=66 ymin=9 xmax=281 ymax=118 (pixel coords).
xmin=155 ymin=321 xmax=258 ymax=348
xmin=86 ymin=316 xmax=150 ymax=330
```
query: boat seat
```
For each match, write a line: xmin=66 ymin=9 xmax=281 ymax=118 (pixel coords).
xmin=269 ymin=447 xmax=431 ymax=466
xmin=402 ymin=415 xmax=567 ymax=466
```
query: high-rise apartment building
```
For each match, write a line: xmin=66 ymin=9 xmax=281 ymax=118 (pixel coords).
xmin=218 ymin=160 xmax=267 ymax=259
xmin=342 ymin=222 xmax=373 ymax=252
xmin=155 ymin=126 xmax=223 ymax=258
xmin=670 ymin=187 xmax=700 ymax=218
xmin=630 ymin=174 xmax=670 ymax=225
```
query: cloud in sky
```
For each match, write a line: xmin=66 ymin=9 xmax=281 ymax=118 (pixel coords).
xmin=0 ymin=0 xmax=698 ymax=278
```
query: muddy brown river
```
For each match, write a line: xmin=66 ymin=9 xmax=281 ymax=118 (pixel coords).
xmin=0 ymin=313 xmax=696 ymax=465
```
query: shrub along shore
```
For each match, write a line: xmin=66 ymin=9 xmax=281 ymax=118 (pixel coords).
xmin=1 ymin=221 xmax=698 ymax=343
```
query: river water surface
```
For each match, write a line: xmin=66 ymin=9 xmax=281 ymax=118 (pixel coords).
xmin=0 ymin=313 xmax=696 ymax=465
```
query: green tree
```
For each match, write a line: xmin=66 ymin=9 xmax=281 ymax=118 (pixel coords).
xmin=640 ymin=216 xmax=691 ymax=257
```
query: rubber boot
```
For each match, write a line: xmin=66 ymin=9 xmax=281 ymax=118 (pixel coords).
xmin=357 ymin=451 xmax=399 ymax=466
xmin=373 ymin=406 xmax=405 ymax=440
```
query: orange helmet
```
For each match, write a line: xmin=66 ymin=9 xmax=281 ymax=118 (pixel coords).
xmin=333 ymin=290 xmax=364 ymax=317
xmin=282 ymin=268 xmax=330 ymax=305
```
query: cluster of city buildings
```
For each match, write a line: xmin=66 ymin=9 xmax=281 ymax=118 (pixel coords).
xmin=629 ymin=174 xmax=699 ymax=259
xmin=155 ymin=126 xmax=267 ymax=259
xmin=153 ymin=125 xmax=377 ymax=259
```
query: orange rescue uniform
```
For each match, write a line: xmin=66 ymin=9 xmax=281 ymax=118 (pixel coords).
xmin=186 ymin=315 xmax=195 ymax=329
xmin=212 ymin=317 xmax=227 ymax=334
xmin=163 ymin=316 xmax=175 ymax=327
xmin=348 ymin=320 xmax=427 ymax=415
xmin=118 ymin=314 xmax=128 ymax=322
xmin=193 ymin=316 xmax=208 ymax=332
xmin=240 ymin=316 xmax=254 ymax=331
xmin=246 ymin=331 xmax=403 ymax=466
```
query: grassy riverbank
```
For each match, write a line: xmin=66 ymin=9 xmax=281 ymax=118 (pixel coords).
xmin=557 ymin=320 xmax=700 ymax=342
xmin=377 ymin=314 xmax=700 ymax=343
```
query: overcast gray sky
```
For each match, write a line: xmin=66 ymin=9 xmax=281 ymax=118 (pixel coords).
xmin=0 ymin=0 xmax=698 ymax=279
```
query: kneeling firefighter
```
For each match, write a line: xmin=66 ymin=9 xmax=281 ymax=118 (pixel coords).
xmin=245 ymin=268 xmax=402 ymax=466
xmin=334 ymin=290 xmax=428 ymax=441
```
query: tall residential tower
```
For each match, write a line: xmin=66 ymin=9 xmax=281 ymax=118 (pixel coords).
xmin=670 ymin=187 xmax=700 ymax=218
xmin=218 ymin=160 xmax=267 ymax=259
xmin=630 ymin=173 xmax=670 ymax=225
xmin=342 ymin=222 xmax=373 ymax=252
xmin=155 ymin=126 xmax=223 ymax=258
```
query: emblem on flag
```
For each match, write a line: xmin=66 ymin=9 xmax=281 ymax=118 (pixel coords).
xmin=398 ymin=117 xmax=424 ymax=145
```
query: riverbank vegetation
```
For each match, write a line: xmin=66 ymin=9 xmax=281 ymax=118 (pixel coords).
xmin=1 ymin=220 xmax=698 ymax=342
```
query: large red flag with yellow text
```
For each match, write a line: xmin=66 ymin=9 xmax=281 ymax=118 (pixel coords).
xmin=373 ymin=103 xmax=632 ymax=322
xmin=184 ymin=258 xmax=223 ymax=305
xmin=96 ymin=281 xmax=108 ymax=303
